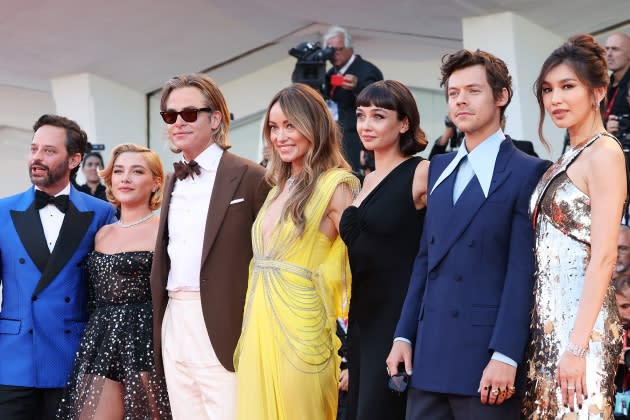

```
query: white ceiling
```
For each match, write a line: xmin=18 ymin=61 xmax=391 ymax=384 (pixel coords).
xmin=1 ymin=0 xmax=628 ymax=93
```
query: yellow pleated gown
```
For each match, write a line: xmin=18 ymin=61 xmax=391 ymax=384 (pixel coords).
xmin=234 ymin=169 xmax=359 ymax=420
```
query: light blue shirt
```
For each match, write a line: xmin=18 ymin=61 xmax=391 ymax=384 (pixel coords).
xmin=401 ymin=128 xmax=517 ymax=368
xmin=431 ymin=129 xmax=505 ymax=201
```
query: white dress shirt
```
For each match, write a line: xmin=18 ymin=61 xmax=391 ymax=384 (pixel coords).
xmin=37 ymin=183 xmax=71 ymax=253
xmin=166 ymin=143 xmax=223 ymax=292
xmin=431 ymin=128 xmax=505 ymax=200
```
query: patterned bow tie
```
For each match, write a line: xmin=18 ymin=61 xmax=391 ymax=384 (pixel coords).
xmin=173 ymin=160 xmax=201 ymax=180
xmin=35 ymin=190 xmax=69 ymax=213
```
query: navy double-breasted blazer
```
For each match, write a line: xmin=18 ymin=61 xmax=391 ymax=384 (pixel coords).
xmin=394 ymin=138 xmax=549 ymax=396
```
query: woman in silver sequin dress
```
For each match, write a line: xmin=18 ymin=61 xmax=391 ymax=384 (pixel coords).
xmin=57 ymin=144 xmax=171 ymax=419
xmin=522 ymin=35 xmax=627 ymax=419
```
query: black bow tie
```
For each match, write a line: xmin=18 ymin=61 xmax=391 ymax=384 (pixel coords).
xmin=173 ymin=160 xmax=201 ymax=180
xmin=35 ymin=190 xmax=69 ymax=213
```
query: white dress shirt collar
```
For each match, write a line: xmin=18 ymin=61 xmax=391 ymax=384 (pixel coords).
xmin=185 ymin=143 xmax=223 ymax=173
xmin=337 ymin=54 xmax=356 ymax=75
xmin=35 ymin=183 xmax=71 ymax=196
xmin=431 ymin=129 xmax=505 ymax=197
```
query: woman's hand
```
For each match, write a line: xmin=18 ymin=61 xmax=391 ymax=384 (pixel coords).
xmin=557 ymin=351 xmax=587 ymax=411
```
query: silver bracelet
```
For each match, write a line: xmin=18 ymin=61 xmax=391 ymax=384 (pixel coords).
xmin=566 ymin=341 xmax=588 ymax=358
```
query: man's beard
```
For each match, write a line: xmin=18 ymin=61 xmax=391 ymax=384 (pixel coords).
xmin=29 ymin=160 xmax=69 ymax=188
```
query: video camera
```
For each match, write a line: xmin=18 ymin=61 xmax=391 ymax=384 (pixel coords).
xmin=289 ymin=42 xmax=334 ymax=91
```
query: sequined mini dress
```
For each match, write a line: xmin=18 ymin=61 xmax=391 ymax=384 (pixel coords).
xmin=57 ymin=251 xmax=172 ymax=419
xmin=522 ymin=133 xmax=622 ymax=419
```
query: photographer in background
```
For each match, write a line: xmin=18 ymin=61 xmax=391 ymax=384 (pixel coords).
xmin=605 ymin=33 xmax=630 ymax=140
xmin=323 ymin=26 xmax=383 ymax=174
xmin=614 ymin=275 xmax=630 ymax=419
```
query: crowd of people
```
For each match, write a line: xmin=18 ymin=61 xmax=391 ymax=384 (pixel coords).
xmin=0 ymin=25 xmax=629 ymax=420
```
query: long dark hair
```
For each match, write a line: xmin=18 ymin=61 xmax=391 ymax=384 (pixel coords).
xmin=534 ymin=34 xmax=609 ymax=149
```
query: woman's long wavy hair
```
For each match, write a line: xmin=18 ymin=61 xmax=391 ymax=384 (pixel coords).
xmin=263 ymin=83 xmax=350 ymax=235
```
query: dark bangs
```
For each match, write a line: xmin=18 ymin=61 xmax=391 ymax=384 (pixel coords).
xmin=357 ymin=83 xmax=399 ymax=114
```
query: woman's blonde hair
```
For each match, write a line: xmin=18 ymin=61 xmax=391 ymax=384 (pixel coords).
xmin=263 ymin=83 xmax=350 ymax=235
xmin=100 ymin=143 xmax=164 ymax=210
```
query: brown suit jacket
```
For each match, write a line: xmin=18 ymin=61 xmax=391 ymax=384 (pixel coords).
xmin=150 ymin=150 xmax=269 ymax=373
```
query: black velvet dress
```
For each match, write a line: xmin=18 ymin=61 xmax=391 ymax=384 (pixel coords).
xmin=57 ymin=251 xmax=171 ymax=419
xmin=339 ymin=157 xmax=425 ymax=420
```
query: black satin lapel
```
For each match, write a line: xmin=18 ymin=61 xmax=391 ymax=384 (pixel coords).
xmin=33 ymin=202 xmax=94 ymax=295
xmin=10 ymin=205 xmax=50 ymax=273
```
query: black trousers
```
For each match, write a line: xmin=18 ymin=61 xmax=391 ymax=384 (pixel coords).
xmin=0 ymin=385 xmax=63 ymax=420
xmin=405 ymin=388 xmax=520 ymax=420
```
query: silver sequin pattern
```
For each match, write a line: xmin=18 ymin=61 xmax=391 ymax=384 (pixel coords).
xmin=522 ymin=134 xmax=622 ymax=419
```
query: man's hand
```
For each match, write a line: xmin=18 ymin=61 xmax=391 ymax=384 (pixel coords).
xmin=341 ymin=74 xmax=358 ymax=90
xmin=339 ymin=368 xmax=349 ymax=391
xmin=478 ymin=359 xmax=517 ymax=405
xmin=607 ymin=114 xmax=620 ymax=134
xmin=386 ymin=340 xmax=413 ymax=377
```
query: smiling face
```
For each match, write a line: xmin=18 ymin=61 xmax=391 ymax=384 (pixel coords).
xmin=111 ymin=152 xmax=160 ymax=209
xmin=356 ymin=105 xmax=408 ymax=153
xmin=267 ymin=102 xmax=311 ymax=174
xmin=446 ymin=65 xmax=507 ymax=145
xmin=541 ymin=63 xmax=604 ymax=133
xmin=29 ymin=125 xmax=80 ymax=195
xmin=164 ymin=86 xmax=221 ymax=161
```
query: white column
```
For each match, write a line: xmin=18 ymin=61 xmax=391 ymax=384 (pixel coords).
xmin=51 ymin=73 xmax=147 ymax=166
xmin=463 ymin=12 xmax=565 ymax=159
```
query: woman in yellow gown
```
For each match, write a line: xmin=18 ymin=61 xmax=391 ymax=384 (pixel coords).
xmin=234 ymin=83 xmax=360 ymax=420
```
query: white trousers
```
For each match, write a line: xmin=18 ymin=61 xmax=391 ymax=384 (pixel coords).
xmin=162 ymin=291 xmax=237 ymax=420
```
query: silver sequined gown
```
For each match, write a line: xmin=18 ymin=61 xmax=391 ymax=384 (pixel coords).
xmin=522 ymin=133 xmax=622 ymax=419
xmin=57 ymin=251 xmax=172 ymax=420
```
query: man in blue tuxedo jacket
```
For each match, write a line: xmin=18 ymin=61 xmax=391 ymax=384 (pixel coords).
xmin=386 ymin=50 xmax=549 ymax=419
xmin=0 ymin=115 xmax=116 ymax=419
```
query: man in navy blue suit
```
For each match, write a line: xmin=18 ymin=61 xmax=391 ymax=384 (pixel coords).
xmin=0 ymin=115 xmax=116 ymax=419
xmin=386 ymin=49 xmax=549 ymax=419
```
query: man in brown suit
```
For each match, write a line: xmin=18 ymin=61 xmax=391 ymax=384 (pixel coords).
xmin=150 ymin=73 xmax=268 ymax=419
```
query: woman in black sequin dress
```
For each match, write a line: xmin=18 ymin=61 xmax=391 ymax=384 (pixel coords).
xmin=57 ymin=144 xmax=171 ymax=419
xmin=339 ymin=81 xmax=429 ymax=420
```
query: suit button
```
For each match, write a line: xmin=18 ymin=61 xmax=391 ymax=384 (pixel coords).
xmin=451 ymin=310 xmax=459 ymax=317
xmin=455 ymin=274 xmax=463 ymax=282
xmin=200 ymin=278 xmax=207 ymax=283
xmin=28 ymin=329 xmax=33 ymax=334
xmin=428 ymin=271 xmax=438 ymax=280
xmin=64 ymin=329 xmax=71 ymax=334
xmin=18 ymin=258 xmax=25 ymax=264
xmin=467 ymin=240 xmax=475 ymax=247
xmin=64 ymin=297 xmax=71 ymax=303
xmin=31 ymin=295 xmax=37 ymax=301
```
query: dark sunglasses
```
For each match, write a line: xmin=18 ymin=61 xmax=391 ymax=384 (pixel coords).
xmin=160 ymin=107 xmax=213 ymax=124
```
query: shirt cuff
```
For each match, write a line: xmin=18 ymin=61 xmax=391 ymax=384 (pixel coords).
xmin=394 ymin=337 xmax=412 ymax=345
xmin=491 ymin=351 xmax=517 ymax=367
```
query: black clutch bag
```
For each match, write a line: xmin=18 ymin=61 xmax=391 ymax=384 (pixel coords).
xmin=387 ymin=371 xmax=410 ymax=394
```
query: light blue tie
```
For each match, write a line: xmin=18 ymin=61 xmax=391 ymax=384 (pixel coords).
xmin=453 ymin=156 xmax=474 ymax=204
